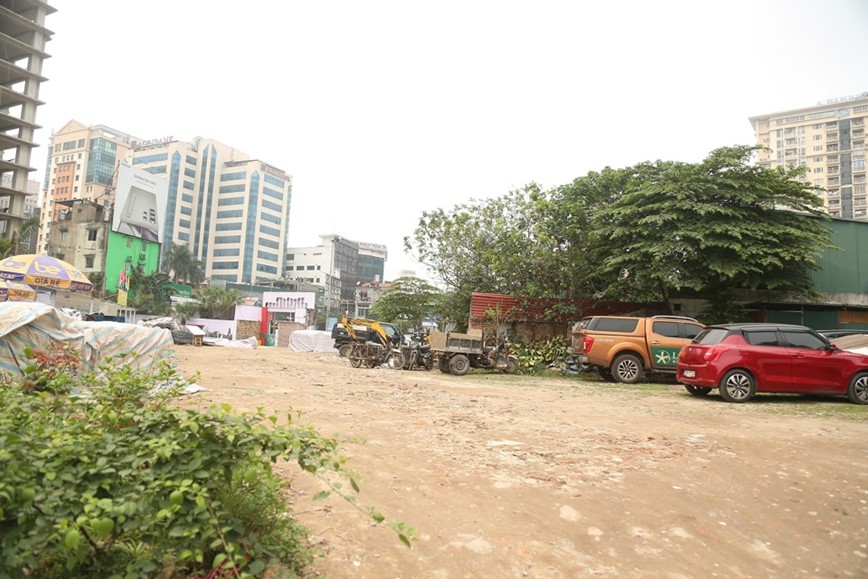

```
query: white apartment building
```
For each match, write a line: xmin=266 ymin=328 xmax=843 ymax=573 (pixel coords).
xmin=131 ymin=137 xmax=292 ymax=284
xmin=750 ymin=91 xmax=868 ymax=220
xmin=286 ymin=234 xmax=387 ymax=314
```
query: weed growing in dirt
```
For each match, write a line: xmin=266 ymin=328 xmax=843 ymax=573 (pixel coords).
xmin=0 ymin=346 xmax=413 ymax=578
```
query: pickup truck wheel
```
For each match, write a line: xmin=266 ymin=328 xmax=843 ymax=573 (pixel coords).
xmin=338 ymin=343 xmax=352 ymax=358
xmin=596 ymin=367 xmax=616 ymax=382
xmin=611 ymin=354 xmax=644 ymax=384
xmin=449 ymin=354 xmax=470 ymax=376
xmin=684 ymin=384 xmax=711 ymax=397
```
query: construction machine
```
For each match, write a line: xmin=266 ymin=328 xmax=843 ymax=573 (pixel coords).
xmin=340 ymin=316 xmax=405 ymax=369
xmin=430 ymin=330 xmax=519 ymax=376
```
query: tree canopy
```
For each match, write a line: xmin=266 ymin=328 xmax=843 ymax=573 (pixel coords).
xmin=588 ymin=146 xmax=831 ymax=309
xmin=129 ymin=267 xmax=174 ymax=316
xmin=405 ymin=146 xmax=832 ymax=326
xmin=194 ymin=287 xmax=245 ymax=320
xmin=368 ymin=276 xmax=446 ymax=329
xmin=164 ymin=243 xmax=204 ymax=285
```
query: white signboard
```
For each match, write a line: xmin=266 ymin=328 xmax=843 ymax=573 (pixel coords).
xmin=112 ymin=162 xmax=168 ymax=242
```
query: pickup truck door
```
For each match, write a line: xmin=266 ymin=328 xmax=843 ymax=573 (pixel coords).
xmin=648 ymin=320 xmax=702 ymax=369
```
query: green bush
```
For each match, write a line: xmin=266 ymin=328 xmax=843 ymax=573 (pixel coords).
xmin=511 ymin=336 xmax=573 ymax=373
xmin=0 ymin=346 xmax=411 ymax=578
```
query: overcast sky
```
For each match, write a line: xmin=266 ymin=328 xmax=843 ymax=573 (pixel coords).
xmin=35 ymin=0 xmax=868 ymax=281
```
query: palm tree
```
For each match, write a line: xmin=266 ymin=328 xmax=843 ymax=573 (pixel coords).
xmin=11 ymin=216 xmax=39 ymax=255
xmin=196 ymin=287 xmax=244 ymax=319
xmin=166 ymin=243 xmax=204 ymax=285
xmin=130 ymin=266 xmax=175 ymax=315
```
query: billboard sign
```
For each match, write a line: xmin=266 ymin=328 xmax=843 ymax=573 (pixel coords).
xmin=113 ymin=163 xmax=168 ymax=243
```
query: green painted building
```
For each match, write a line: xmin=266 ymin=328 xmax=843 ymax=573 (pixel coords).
xmin=104 ymin=231 xmax=160 ymax=295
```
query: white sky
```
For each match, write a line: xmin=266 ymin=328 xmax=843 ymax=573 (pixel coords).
xmin=35 ymin=0 xmax=868 ymax=281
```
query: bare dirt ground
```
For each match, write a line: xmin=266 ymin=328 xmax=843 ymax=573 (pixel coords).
xmin=174 ymin=346 xmax=868 ymax=579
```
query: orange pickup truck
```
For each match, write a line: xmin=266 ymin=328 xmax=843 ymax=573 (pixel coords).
xmin=572 ymin=315 xmax=705 ymax=383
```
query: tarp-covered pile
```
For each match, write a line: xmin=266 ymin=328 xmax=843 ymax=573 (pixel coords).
xmin=0 ymin=302 xmax=175 ymax=376
xmin=287 ymin=329 xmax=336 ymax=352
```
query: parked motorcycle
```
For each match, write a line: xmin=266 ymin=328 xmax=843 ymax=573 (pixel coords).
xmin=403 ymin=330 xmax=434 ymax=371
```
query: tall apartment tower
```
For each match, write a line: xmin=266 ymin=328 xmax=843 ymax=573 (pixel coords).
xmin=750 ymin=92 xmax=868 ymax=221
xmin=0 ymin=0 xmax=55 ymax=241
xmin=39 ymin=120 xmax=138 ymax=252
xmin=130 ymin=137 xmax=292 ymax=284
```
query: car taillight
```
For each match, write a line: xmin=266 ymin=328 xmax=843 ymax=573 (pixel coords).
xmin=582 ymin=336 xmax=595 ymax=353
xmin=703 ymin=346 xmax=725 ymax=362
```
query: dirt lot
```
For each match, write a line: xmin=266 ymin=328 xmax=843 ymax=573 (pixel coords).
xmin=174 ymin=346 xmax=868 ymax=578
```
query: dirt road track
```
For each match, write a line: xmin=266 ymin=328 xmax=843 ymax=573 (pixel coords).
xmin=175 ymin=347 xmax=868 ymax=578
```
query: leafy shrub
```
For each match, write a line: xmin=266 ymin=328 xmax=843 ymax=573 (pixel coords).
xmin=510 ymin=336 xmax=573 ymax=373
xmin=0 ymin=347 xmax=410 ymax=578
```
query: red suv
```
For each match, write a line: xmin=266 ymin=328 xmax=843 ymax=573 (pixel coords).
xmin=676 ymin=323 xmax=868 ymax=404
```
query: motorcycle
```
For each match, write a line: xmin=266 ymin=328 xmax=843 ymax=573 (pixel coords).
xmin=486 ymin=333 xmax=519 ymax=373
xmin=403 ymin=330 xmax=434 ymax=371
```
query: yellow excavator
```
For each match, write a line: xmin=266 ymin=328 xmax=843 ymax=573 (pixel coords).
xmin=340 ymin=316 xmax=405 ymax=370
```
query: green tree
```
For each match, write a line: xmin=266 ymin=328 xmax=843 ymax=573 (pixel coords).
xmin=405 ymin=184 xmax=582 ymax=328
xmin=11 ymin=216 xmax=39 ymax=255
xmin=165 ymin=243 xmax=204 ymax=285
xmin=589 ymin=145 xmax=832 ymax=314
xmin=129 ymin=267 xmax=174 ymax=315
xmin=196 ymin=286 xmax=244 ymax=319
xmin=368 ymin=276 xmax=446 ymax=329
xmin=0 ymin=217 xmax=39 ymax=258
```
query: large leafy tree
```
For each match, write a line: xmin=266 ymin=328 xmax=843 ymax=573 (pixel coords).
xmin=589 ymin=145 xmax=832 ymax=315
xmin=165 ymin=243 xmax=204 ymax=285
xmin=405 ymin=184 xmax=585 ymax=329
xmin=368 ymin=276 xmax=446 ymax=329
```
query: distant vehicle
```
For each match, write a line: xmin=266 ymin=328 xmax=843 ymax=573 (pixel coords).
xmin=572 ymin=315 xmax=705 ymax=383
xmin=332 ymin=319 xmax=402 ymax=357
xmin=817 ymin=329 xmax=868 ymax=340
xmin=677 ymin=323 xmax=868 ymax=404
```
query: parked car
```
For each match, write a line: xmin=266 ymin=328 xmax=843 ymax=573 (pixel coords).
xmin=676 ymin=323 xmax=868 ymax=404
xmin=818 ymin=329 xmax=868 ymax=340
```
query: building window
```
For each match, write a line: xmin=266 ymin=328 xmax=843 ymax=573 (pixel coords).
xmin=87 ymin=230 xmax=97 ymax=241
xmin=59 ymin=231 xmax=68 ymax=241
xmin=85 ymin=255 xmax=94 ymax=268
